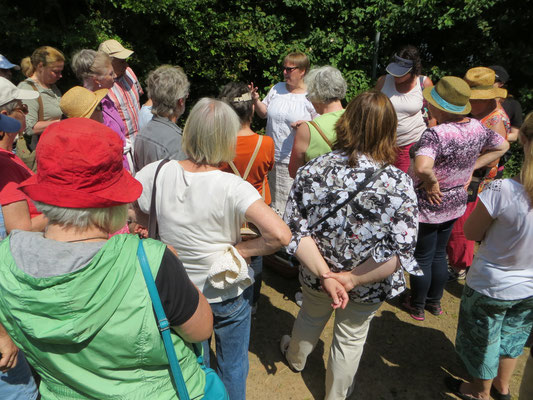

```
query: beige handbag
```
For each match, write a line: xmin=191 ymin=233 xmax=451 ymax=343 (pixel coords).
xmin=15 ymin=81 xmax=42 ymax=172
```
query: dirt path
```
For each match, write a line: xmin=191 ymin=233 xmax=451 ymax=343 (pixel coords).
xmin=245 ymin=267 xmax=530 ymax=399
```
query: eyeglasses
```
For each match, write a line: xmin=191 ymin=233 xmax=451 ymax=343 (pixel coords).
xmin=14 ymin=103 xmax=28 ymax=114
xmin=283 ymin=66 xmax=298 ymax=73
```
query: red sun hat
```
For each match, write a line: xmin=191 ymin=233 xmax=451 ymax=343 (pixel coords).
xmin=19 ymin=118 xmax=142 ymax=208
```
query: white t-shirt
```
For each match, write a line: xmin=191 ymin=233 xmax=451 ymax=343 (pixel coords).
xmin=466 ymin=179 xmax=533 ymax=300
xmin=136 ymin=160 xmax=261 ymax=303
xmin=262 ymin=82 xmax=317 ymax=163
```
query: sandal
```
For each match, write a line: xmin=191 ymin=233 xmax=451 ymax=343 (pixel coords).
xmin=444 ymin=376 xmax=482 ymax=400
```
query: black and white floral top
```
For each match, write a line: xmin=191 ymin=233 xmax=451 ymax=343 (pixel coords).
xmin=284 ymin=151 xmax=421 ymax=304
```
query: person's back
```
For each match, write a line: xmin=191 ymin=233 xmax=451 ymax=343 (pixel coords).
xmin=0 ymin=233 xmax=205 ymax=399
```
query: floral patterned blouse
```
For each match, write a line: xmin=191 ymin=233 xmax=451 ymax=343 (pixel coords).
xmin=284 ymin=151 xmax=420 ymax=304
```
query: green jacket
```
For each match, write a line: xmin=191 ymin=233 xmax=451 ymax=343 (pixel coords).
xmin=0 ymin=234 xmax=205 ymax=399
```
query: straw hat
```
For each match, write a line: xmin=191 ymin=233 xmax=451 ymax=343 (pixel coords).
xmin=60 ymin=86 xmax=108 ymax=119
xmin=19 ymin=118 xmax=142 ymax=208
xmin=464 ymin=67 xmax=507 ymax=100
xmin=422 ymin=76 xmax=471 ymax=115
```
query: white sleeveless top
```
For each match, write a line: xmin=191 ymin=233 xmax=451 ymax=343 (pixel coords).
xmin=381 ymin=74 xmax=427 ymax=146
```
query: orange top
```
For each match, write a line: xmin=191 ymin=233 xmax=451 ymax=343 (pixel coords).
xmin=222 ymin=134 xmax=275 ymax=204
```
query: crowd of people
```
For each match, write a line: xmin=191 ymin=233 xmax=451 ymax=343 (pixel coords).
xmin=0 ymin=41 xmax=531 ymax=400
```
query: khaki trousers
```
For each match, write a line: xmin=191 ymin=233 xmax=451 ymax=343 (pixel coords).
xmin=286 ymin=285 xmax=381 ymax=400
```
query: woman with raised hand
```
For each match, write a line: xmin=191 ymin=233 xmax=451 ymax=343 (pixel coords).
xmin=288 ymin=65 xmax=346 ymax=178
xmin=445 ymin=111 xmax=533 ymax=400
xmin=376 ymin=45 xmax=435 ymax=172
xmin=0 ymin=118 xmax=215 ymax=399
xmin=280 ymin=90 xmax=419 ymax=400
xmin=251 ymin=52 xmax=317 ymax=215
xmin=135 ymin=98 xmax=291 ymax=400
xmin=403 ymin=77 xmax=508 ymax=322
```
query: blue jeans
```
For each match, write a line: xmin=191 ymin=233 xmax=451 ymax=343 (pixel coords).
xmin=410 ymin=219 xmax=456 ymax=309
xmin=250 ymin=256 xmax=263 ymax=305
xmin=0 ymin=352 xmax=39 ymax=400
xmin=202 ymin=286 xmax=252 ymax=400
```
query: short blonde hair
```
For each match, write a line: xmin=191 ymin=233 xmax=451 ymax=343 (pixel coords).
xmin=283 ymin=52 xmax=310 ymax=74
xmin=182 ymin=98 xmax=239 ymax=165
xmin=21 ymin=46 xmax=65 ymax=77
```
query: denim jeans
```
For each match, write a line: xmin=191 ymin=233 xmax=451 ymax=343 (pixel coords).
xmin=0 ymin=352 xmax=39 ymax=400
xmin=250 ymin=256 xmax=263 ymax=305
xmin=410 ymin=219 xmax=456 ymax=309
xmin=202 ymin=285 xmax=252 ymax=400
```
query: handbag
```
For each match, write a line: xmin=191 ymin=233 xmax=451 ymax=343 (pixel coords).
xmin=309 ymin=166 xmax=387 ymax=230
xmin=15 ymin=80 xmax=43 ymax=172
xmin=228 ymin=135 xmax=265 ymax=239
xmin=137 ymin=239 xmax=229 ymax=400
xmin=148 ymin=159 xmax=171 ymax=239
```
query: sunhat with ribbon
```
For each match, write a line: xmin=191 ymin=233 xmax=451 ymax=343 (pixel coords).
xmin=464 ymin=67 xmax=507 ymax=100
xmin=386 ymin=54 xmax=414 ymax=77
xmin=60 ymin=86 xmax=108 ymax=119
xmin=19 ymin=118 xmax=142 ymax=208
xmin=422 ymin=76 xmax=472 ymax=115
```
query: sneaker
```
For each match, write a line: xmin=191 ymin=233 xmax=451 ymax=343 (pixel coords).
xmin=448 ymin=267 xmax=468 ymax=281
xmin=295 ymin=291 xmax=303 ymax=307
xmin=425 ymin=303 xmax=443 ymax=316
xmin=402 ymin=296 xmax=425 ymax=321
xmin=280 ymin=334 xmax=291 ymax=356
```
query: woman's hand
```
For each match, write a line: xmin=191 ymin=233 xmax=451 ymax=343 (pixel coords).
xmin=423 ymin=180 xmax=443 ymax=205
xmin=249 ymin=82 xmax=260 ymax=102
xmin=0 ymin=324 xmax=18 ymax=372
xmin=321 ymin=276 xmax=349 ymax=309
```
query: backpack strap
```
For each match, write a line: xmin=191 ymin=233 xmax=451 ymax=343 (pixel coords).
xmin=26 ymin=80 xmax=44 ymax=122
xmin=309 ymin=120 xmax=332 ymax=149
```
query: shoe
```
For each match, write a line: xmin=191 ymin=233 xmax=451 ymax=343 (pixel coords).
xmin=402 ymin=295 xmax=425 ymax=321
xmin=295 ymin=291 xmax=303 ymax=307
xmin=490 ymin=385 xmax=511 ymax=400
xmin=280 ymin=334 xmax=291 ymax=357
xmin=448 ymin=267 xmax=468 ymax=281
xmin=425 ymin=302 xmax=443 ymax=316
xmin=444 ymin=376 xmax=482 ymax=400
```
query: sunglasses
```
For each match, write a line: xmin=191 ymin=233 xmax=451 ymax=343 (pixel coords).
xmin=283 ymin=66 xmax=298 ymax=73
xmin=14 ymin=103 xmax=28 ymax=114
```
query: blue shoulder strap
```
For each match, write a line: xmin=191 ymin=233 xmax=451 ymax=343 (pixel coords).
xmin=137 ymin=239 xmax=191 ymax=400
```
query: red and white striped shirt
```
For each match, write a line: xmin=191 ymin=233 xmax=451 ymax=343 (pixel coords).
xmin=107 ymin=67 xmax=143 ymax=138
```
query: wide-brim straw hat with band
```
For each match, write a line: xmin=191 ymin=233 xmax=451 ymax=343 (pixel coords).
xmin=60 ymin=86 xmax=108 ymax=119
xmin=386 ymin=54 xmax=414 ymax=77
xmin=422 ymin=76 xmax=472 ymax=115
xmin=464 ymin=67 xmax=507 ymax=100
xmin=19 ymin=118 xmax=142 ymax=208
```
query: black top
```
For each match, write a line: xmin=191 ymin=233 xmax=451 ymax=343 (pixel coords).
xmin=502 ymin=97 xmax=523 ymax=128
xmin=155 ymin=247 xmax=200 ymax=326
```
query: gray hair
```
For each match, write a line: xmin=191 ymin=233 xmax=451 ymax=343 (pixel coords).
xmin=0 ymin=99 xmax=18 ymax=114
xmin=305 ymin=66 xmax=347 ymax=103
xmin=146 ymin=65 xmax=190 ymax=118
xmin=182 ymin=98 xmax=239 ymax=165
xmin=71 ymin=49 xmax=111 ymax=87
xmin=34 ymin=202 xmax=128 ymax=233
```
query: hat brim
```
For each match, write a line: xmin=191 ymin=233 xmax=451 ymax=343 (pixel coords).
xmin=80 ymin=89 xmax=109 ymax=118
xmin=469 ymin=87 xmax=507 ymax=100
xmin=19 ymin=169 xmax=143 ymax=208
xmin=14 ymin=87 xmax=40 ymax=101
xmin=110 ymin=49 xmax=133 ymax=60
xmin=0 ymin=114 xmax=21 ymax=133
xmin=423 ymin=86 xmax=471 ymax=115
xmin=386 ymin=62 xmax=412 ymax=77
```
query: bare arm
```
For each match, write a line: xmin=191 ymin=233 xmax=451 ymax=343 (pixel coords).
xmin=31 ymin=119 xmax=60 ymax=135
xmin=464 ymin=199 xmax=494 ymax=242
xmin=414 ymin=155 xmax=443 ymax=205
xmin=173 ymin=288 xmax=213 ymax=343
xmin=473 ymin=140 xmax=509 ymax=170
xmin=292 ymin=236 xmax=349 ymax=309
xmin=3 ymin=201 xmax=47 ymax=234
xmin=323 ymin=256 xmax=399 ymax=291
xmin=422 ymin=77 xmax=437 ymax=127
xmin=288 ymin=123 xmax=311 ymax=178
xmin=0 ymin=323 xmax=18 ymax=372
xmin=234 ymin=199 xmax=291 ymax=258
xmin=250 ymin=82 xmax=267 ymax=119
xmin=507 ymin=126 xmax=519 ymax=142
